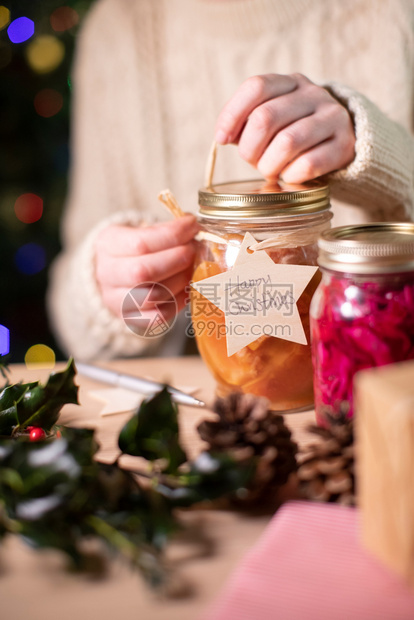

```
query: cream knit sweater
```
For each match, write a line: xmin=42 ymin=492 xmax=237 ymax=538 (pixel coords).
xmin=48 ymin=0 xmax=414 ymax=361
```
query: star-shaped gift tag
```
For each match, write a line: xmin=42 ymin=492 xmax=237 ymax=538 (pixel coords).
xmin=191 ymin=232 xmax=318 ymax=356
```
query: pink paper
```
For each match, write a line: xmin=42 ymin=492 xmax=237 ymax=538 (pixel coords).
xmin=202 ymin=501 xmax=414 ymax=620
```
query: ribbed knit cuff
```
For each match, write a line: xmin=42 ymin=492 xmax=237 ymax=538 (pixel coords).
xmin=325 ymin=82 xmax=414 ymax=220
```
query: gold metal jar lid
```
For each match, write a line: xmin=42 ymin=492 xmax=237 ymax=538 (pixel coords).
xmin=198 ymin=178 xmax=330 ymax=219
xmin=318 ymin=223 xmax=414 ymax=274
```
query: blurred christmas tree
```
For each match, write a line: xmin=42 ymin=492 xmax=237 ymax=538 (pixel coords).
xmin=0 ymin=1 xmax=94 ymax=363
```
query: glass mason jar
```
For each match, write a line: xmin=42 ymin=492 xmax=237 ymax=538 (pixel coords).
xmin=190 ymin=178 xmax=332 ymax=413
xmin=310 ymin=223 xmax=414 ymax=426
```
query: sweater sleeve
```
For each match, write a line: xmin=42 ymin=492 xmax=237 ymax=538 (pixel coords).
xmin=325 ymin=82 xmax=414 ymax=221
xmin=47 ymin=2 xmax=160 ymax=361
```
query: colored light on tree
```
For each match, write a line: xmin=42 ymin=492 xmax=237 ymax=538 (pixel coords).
xmin=34 ymin=89 xmax=63 ymax=118
xmin=14 ymin=242 xmax=46 ymax=275
xmin=7 ymin=16 xmax=34 ymax=44
xmin=25 ymin=344 xmax=55 ymax=369
xmin=50 ymin=7 xmax=79 ymax=32
xmin=0 ymin=325 xmax=10 ymax=356
xmin=0 ymin=6 xmax=10 ymax=31
xmin=26 ymin=35 xmax=65 ymax=74
xmin=14 ymin=193 xmax=43 ymax=223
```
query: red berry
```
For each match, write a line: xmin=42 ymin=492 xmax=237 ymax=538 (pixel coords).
xmin=29 ymin=427 xmax=46 ymax=442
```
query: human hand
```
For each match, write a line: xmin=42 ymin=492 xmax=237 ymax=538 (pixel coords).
xmin=95 ymin=215 xmax=199 ymax=322
xmin=215 ymin=73 xmax=356 ymax=183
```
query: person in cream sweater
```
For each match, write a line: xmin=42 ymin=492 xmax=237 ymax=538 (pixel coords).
xmin=48 ymin=0 xmax=414 ymax=361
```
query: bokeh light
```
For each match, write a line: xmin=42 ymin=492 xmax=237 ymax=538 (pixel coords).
xmin=7 ymin=16 xmax=34 ymax=44
xmin=0 ymin=6 xmax=10 ymax=31
xmin=26 ymin=35 xmax=65 ymax=74
xmin=25 ymin=344 xmax=56 ymax=369
xmin=14 ymin=193 xmax=43 ymax=224
xmin=14 ymin=243 xmax=46 ymax=275
xmin=34 ymin=88 xmax=63 ymax=118
xmin=0 ymin=325 xmax=10 ymax=356
xmin=50 ymin=6 xmax=79 ymax=32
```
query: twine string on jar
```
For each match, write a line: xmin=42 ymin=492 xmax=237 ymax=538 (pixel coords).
xmin=158 ymin=188 xmax=232 ymax=245
xmin=158 ymin=189 xmax=186 ymax=218
xmin=204 ymin=140 xmax=218 ymax=188
xmin=203 ymin=141 xmax=331 ymax=247
xmin=248 ymin=224 xmax=331 ymax=250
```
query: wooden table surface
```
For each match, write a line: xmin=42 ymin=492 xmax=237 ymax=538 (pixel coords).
xmin=0 ymin=356 xmax=315 ymax=620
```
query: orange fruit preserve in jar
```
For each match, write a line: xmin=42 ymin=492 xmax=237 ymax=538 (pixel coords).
xmin=190 ymin=179 xmax=332 ymax=413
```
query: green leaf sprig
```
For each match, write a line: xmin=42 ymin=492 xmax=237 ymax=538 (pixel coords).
xmin=0 ymin=371 xmax=256 ymax=590
xmin=0 ymin=358 xmax=78 ymax=436
xmin=118 ymin=386 xmax=254 ymax=507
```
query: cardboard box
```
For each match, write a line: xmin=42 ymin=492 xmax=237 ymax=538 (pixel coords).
xmin=355 ymin=360 xmax=414 ymax=588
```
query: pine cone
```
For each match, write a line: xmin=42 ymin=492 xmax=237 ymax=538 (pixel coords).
xmin=197 ymin=392 xmax=298 ymax=504
xmin=297 ymin=413 xmax=355 ymax=506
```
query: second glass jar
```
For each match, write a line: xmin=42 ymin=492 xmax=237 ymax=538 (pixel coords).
xmin=310 ymin=223 xmax=414 ymax=426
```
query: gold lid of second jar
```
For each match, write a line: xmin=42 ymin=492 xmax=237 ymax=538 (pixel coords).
xmin=318 ymin=223 xmax=414 ymax=274
xmin=198 ymin=178 xmax=330 ymax=219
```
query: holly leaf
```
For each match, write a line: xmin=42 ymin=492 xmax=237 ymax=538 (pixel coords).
xmin=0 ymin=382 xmax=38 ymax=435
xmin=0 ymin=428 xmax=99 ymax=564
xmin=118 ymin=387 xmax=187 ymax=474
xmin=0 ymin=437 xmax=82 ymax=528
xmin=156 ymin=451 xmax=255 ymax=507
xmin=0 ymin=408 xmax=18 ymax=436
xmin=14 ymin=358 xmax=79 ymax=432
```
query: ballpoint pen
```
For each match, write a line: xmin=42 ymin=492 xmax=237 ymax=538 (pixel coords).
xmin=75 ymin=361 xmax=206 ymax=408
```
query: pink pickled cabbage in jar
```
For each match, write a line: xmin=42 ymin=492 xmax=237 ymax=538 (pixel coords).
xmin=310 ymin=223 xmax=414 ymax=426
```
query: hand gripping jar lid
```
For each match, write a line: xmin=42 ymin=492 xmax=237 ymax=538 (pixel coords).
xmin=198 ymin=178 xmax=330 ymax=220
xmin=317 ymin=223 xmax=414 ymax=274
